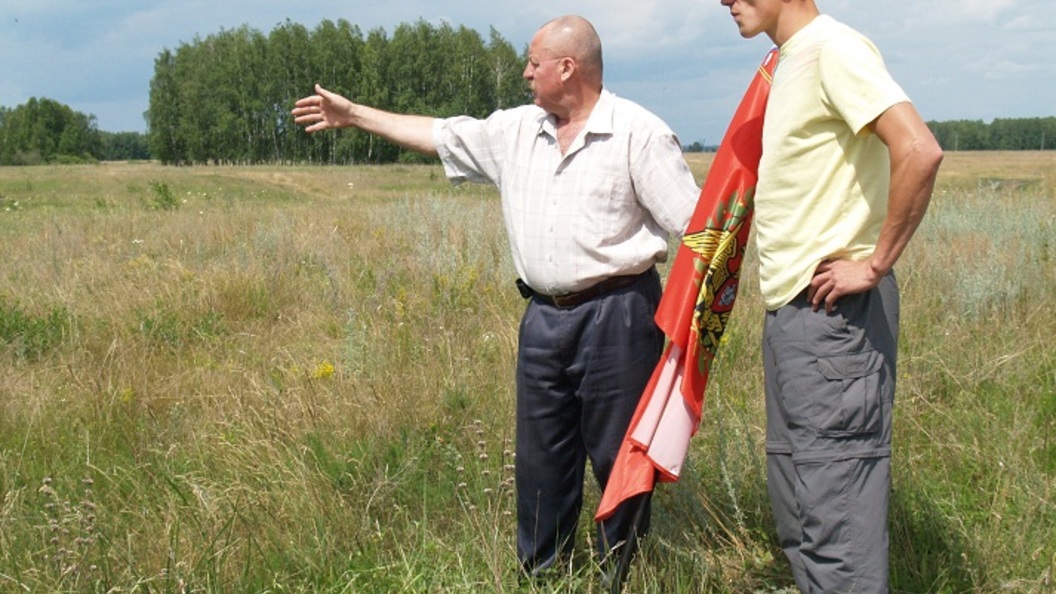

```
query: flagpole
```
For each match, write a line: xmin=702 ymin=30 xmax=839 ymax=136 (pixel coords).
xmin=607 ymin=490 xmax=653 ymax=594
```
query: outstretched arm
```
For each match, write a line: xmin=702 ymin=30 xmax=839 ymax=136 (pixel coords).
xmin=808 ymin=101 xmax=943 ymax=312
xmin=291 ymin=84 xmax=439 ymax=157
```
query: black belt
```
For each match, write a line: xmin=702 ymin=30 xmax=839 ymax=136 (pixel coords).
xmin=516 ymin=268 xmax=654 ymax=309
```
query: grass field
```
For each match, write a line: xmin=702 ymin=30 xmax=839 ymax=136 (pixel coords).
xmin=0 ymin=152 xmax=1053 ymax=593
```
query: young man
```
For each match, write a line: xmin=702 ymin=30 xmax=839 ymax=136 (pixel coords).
xmin=293 ymin=15 xmax=699 ymax=577
xmin=717 ymin=0 xmax=943 ymax=591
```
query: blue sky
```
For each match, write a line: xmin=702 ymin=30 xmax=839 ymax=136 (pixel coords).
xmin=1 ymin=0 xmax=1053 ymax=145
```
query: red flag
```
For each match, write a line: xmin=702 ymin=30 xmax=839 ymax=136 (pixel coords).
xmin=597 ymin=49 xmax=778 ymax=521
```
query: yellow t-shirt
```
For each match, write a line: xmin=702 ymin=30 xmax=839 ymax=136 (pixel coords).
xmin=755 ymin=15 xmax=909 ymax=310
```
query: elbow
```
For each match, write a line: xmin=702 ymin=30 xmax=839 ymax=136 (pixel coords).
xmin=880 ymin=105 xmax=944 ymax=175
xmin=903 ymin=134 xmax=943 ymax=181
xmin=916 ymin=125 xmax=944 ymax=171
xmin=922 ymin=138 xmax=944 ymax=173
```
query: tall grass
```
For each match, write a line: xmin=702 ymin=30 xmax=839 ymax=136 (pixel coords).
xmin=0 ymin=154 xmax=1052 ymax=593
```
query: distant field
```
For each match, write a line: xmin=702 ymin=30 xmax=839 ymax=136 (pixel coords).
xmin=0 ymin=153 xmax=1053 ymax=593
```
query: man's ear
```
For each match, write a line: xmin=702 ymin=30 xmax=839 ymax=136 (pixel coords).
xmin=558 ymin=57 xmax=576 ymax=82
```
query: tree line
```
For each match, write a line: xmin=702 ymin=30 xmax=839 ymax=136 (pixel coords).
xmin=927 ymin=118 xmax=1056 ymax=152
xmin=146 ymin=19 xmax=529 ymax=166
xmin=1 ymin=17 xmax=1053 ymax=167
xmin=0 ymin=98 xmax=150 ymax=165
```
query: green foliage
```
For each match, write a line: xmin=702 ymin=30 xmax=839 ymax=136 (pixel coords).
xmin=147 ymin=179 xmax=180 ymax=211
xmin=0 ymin=100 xmax=149 ymax=163
xmin=0 ymin=295 xmax=71 ymax=359
xmin=145 ymin=19 xmax=529 ymax=166
xmin=136 ymin=302 xmax=226 ymax=352
xmin=0 ymin=98 xmax=102 ymax=165
xmin=0 ymin=192 xmax=21 ymax=212
xmin=136 ymin=307 xmax=183 ymax=348
xmin=98 ymin=131 xmax=152 ymax=160
xmin=928 ymin=116 xmax=1056 ymax=151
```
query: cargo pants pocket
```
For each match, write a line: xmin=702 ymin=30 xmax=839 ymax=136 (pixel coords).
xmin=814 ymin=350 xmax=883 ymax=437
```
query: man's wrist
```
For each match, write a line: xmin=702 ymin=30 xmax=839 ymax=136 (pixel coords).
xmin=867 ymin=257 xmax=890 ymax=281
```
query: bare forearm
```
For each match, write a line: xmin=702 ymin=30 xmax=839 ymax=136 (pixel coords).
xmin=868 ymin=103 xmax=944 ymax=276
xmin=345 ymin=104 xmax=439 ymax=157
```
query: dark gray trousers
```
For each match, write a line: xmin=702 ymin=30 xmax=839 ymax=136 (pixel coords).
xmin=763 ymin=272 xmax=899 ymax=593
xmin=515 ymin=269 xmax=662 ymax=574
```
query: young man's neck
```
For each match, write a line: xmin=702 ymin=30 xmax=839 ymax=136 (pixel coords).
xmin=770 ymin=2 xmax=821 ymax=46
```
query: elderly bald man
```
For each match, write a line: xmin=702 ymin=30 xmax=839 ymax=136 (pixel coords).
xmin=293 ymin=14 xmax=699 ymax=578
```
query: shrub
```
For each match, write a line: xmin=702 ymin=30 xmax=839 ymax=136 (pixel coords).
xmin=0 ymin=295 xmax=71 ymax=359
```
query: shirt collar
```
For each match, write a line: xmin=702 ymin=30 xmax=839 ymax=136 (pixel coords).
xmin=537 ymin=88 xmax=616 ymax=139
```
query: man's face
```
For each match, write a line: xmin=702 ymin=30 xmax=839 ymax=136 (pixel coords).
xmin=522 ymin=31 xmax=568 ymax=113
xmin=719 ymin=0 xmax=780 ymax=40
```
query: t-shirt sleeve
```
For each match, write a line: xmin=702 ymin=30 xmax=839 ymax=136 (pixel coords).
xmin=818 ymin=33 xmax=910 ymax=135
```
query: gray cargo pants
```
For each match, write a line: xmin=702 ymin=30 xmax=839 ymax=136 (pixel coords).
xmin=763 ymin=272 xmax=899 ymax=593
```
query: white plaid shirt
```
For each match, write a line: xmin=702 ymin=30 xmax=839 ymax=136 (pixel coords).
xmin=434 ymin=89 xmax=699 ymax=295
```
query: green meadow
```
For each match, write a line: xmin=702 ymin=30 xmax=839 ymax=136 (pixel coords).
xmin=0 ymin=152 xmax=1053 ymax=593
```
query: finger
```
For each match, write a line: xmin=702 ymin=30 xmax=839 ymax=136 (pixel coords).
xmin=292 ymin=105 xmax=321 ymax=117
xmin=825 ymin=291 xmax=839 ymax=314
xmin=292 ymin=112 xmax=320 ymax=125
xmin=807 ymin=273 xmax=827 ymax=311
xmin=811 ymin=279 xmax=836 ymax=312
xmin=293 ymin=94 xmax=322 ymax=107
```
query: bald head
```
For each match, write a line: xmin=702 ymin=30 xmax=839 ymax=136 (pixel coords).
xmin=537 ymin=15 xmax=604 ymax=83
